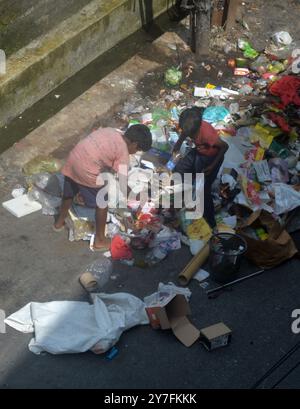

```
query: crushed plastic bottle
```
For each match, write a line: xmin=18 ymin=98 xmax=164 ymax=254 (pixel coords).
xmin=166 ymin=152 xmax=184 ymax=171
xmin=85 ymin=258 xmax=113 ymax=288
xmin=145 ymin=246 xmax=168 ymax=266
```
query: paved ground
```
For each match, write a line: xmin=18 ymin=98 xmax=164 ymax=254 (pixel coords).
xmin=0 ymin=205 xmax=300 ymax=389
xmin=0 ymin=0 xmax=300 ymax=389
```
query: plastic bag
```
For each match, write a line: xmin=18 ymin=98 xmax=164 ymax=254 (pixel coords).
xmin=250 ymin=55 xmax=270 ymax=74
xmin=164 ymin=67 xmax=182 ymax=87
xmin=66 ymin=207 xmax=95 ymax=241
xmin=238 ymin=39 xmax=259 ymax=59
xmin=158 ymin=282 xmax=191 ymax=300
xmin=23 ymin=156 xmax=62 ymax=175
xmin=145 ymin=246 xmax=168 ymax=266
xmin=27 ymin=172 xmax=63 ymax=197
xmin=269 ymin=158 xmax=289 ymax=183
xmin=272 ymin=31 xmax=293 ymax=46
xmin=203 ymin=106 xmax=231 ymax=124
xmin=151 ymin=127 xmax=169 ymax=152
xmin=189 ymin=239 xmax=206 ymax=256
xmin=152 ymin=108 xmax=171 ymax=125
xmin=28 ymin=187 xmax=62 ymax=215
xmin=271 ymin=183 xmax=300 ymax=214
xmin=186 ymin=218 xmax=212 ymax=241
xmin=106 ymin=223 xmax=120 ymax=239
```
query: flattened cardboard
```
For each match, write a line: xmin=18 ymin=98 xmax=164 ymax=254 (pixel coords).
xmin=170 ymin=316 xmax=200 ymax=347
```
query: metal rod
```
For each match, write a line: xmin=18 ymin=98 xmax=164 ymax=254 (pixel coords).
xmin=251 ymin=341 xmax=300 ymax=389
xmin=206 ymin=269 xmax=265 ymax=296
xmin=271 ymin=360 xmax=300 ymax=389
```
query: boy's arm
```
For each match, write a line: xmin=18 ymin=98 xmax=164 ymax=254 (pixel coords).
xmin=204 ymin=139 xmax=228 ymax=176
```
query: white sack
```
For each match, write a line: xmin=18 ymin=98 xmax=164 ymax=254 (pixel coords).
xmin=5 ymin=293 xmax=149 ymax=355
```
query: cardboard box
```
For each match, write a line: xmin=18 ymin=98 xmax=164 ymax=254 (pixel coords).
xmin=145 ymin=293 xmax=200 ymax=347
xmin=200 ymin=323 xmax=232 ymax=351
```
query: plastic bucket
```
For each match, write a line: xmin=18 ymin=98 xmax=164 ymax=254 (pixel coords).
xmin=209 ymin=233 xmax=247 ymax=284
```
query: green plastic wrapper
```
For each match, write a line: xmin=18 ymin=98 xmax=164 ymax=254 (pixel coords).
xmin=164 ymin=67 xmax=182 ymax=87
xmin=238 ymin=39 xmax=259 ymax=59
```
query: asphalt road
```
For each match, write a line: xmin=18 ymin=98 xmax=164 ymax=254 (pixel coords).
xmin=0 ymin=204 xmax=299 ymax=389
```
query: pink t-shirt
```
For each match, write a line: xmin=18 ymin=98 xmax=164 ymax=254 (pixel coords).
xmin=62 ymin=127 xmax=129 ymax=188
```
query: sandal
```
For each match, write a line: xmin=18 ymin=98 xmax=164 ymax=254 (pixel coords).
xmin=89 ymin=235 xmax=111 ymax=253
xmin=52 ymin=224 xmax=65 ymax=232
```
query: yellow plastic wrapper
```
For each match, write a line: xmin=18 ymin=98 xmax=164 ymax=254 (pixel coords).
xmin=250 ymin=124 xmax=281 ymax=149
xmin=66 ymin=209 xmax=95 ymax=241
xmin=186 ymin=217 xmax=212 ymax=241
xmin=255 ymin=147 xmax=265 ymax=161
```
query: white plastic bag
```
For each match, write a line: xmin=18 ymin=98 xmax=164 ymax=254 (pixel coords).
xmin=271 ymin=183 xmax=300 ymax=214
xmin=158 ymin=282 xmax=191 ymax=300
xmin=272 ymin=31 xmax=293 ymax=46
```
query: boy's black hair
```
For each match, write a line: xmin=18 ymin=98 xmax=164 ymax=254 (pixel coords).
xmin=179 ymin=106 xmax=204 ymax=139
xmin=124 ymin=124 xmax=152 ymax=152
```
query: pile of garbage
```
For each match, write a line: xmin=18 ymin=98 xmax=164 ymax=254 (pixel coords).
xmin=5 ymin=30 xmax=300 ymax=359
xmin=113 ymin=30 xmax=300 ymax=270
xmin=6 ymin=31 xmax=300 ymax=274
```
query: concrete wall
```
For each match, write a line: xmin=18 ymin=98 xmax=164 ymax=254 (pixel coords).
xmin=0 ymin=0 xmax=169 ymax=128
xmin=0 ymin=0 xmax=92 ymax=56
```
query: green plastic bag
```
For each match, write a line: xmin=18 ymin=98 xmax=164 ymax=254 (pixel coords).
xmin=23 ymin=155 xmax=62 ymax=175
xmin=164 ymin=67 xmax=182 ymax=87
xmin=238 ymin=39 xmax=259 ymax=59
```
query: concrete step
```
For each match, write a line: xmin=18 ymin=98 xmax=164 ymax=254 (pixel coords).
xmin=0 ymin=30 xmax=188 ymax=195
xmin=0 ymin=0 xmax=92 ymax=57
xmin=0 ymin=0 xmax=168 ymax=128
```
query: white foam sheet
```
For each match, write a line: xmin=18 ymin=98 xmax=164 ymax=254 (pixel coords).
xmin=5 ymin=293 xmax=149 ymax=355
xmin=2 ymin=194 xmax=42 ymax=218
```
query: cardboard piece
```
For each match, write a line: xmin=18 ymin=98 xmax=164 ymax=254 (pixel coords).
xmin=2 ymin=194 xmax=42 ymax=218
xmin=178 ymin=244 xmax=210 ymax=286
xmin=200 ymin=323 xmax=232 ymax=351
xmin=145 ymin=293 xmax=200 ymax=347
xmin=238 ymin=210 xmax=298 ymax=269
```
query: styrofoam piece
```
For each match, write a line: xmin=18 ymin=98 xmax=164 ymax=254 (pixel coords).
xmin=2 ymin=194 xmax=42 ymax=218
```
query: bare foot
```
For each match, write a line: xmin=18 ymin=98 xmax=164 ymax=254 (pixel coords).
xmin=93 ymin=237 xmax=111 ymax=250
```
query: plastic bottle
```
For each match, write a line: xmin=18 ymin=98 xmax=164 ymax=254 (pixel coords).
xmin=106 ymin=346 xmax=119 ymax=360
xmin=145 ymin=246 xmax=168 ymax=266
xmin=165 ymin=152 xmax=184 ymax=172
xmin=85 ymin=258 xmax=113 ymax=288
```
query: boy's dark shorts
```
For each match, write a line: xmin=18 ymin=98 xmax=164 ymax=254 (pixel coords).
xmin=63 ymin=176 xmax=105 ymax=208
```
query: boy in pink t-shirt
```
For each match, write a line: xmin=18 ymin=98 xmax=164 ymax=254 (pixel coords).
xmin=54 ymin=125 xmax=152 ymax=251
